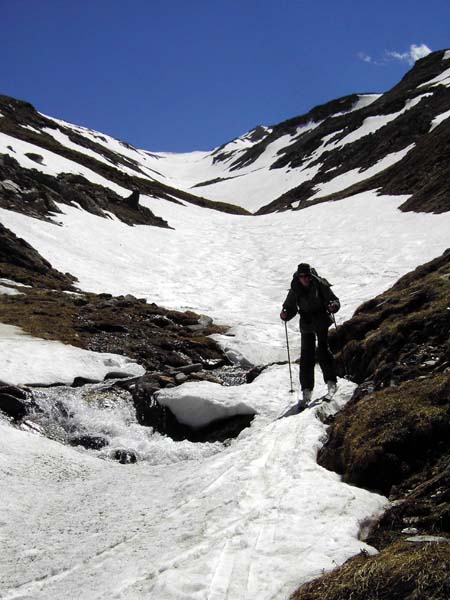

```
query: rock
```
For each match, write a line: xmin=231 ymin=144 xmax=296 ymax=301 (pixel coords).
xmin=95 ymin=322 xmax=129 ymax=333
xmin=176 ymin=363 xmax=203 ymax=375
xmin=25 ymin=152 xmax=44 ymax=164
xmin=1 ymin=179 xmax=21 ymax=193
xmin=104 ymin=371 xmax=136 ymax=380
xmin=224 ymin=349 xmax=253 ymax=369
xmin=188 ymin=314 xmax=213 ymax=331
xmin=0 ymin=383 xmax=27 ymax=400
xmin=125 ymin=190 xmax=140 ymax=210
xmin=0 ymin=393 xmax=29 ymax=420
xmin=72 ymin=376 xmax=101 ymax=387
xmin=175 ymin=372 xmax=188 ymax=384
xmin=246 ymin=366 xmax=265 ymax=384
xmin=158 ymin=375 xmax=175 ymax=387
xmin=189 ymin=372 xmax=221 ymax=384
xmin=69 ymin=435 xmax=108 ymax=450
xmin=113 ymin=449 xmax=137 ymax=464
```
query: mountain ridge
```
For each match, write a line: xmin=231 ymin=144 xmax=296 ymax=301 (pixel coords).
xmin=1 ymin=48 xmax=450 ymax=218
xmin=1 ymin=49 xmax=450 ymax=600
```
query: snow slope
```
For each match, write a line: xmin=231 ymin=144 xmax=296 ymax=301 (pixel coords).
xmin=1 ymin=187 xmax=450 ymax=599
xmin=34 ymin=89 xmax=428 ymax=213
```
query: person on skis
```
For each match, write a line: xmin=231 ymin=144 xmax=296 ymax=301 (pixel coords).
xmin=280 ymin=263 xmax=340 ymax=409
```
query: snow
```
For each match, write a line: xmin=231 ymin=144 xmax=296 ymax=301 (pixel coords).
xmin=348 ymin=94 xmax=381 ymax=111
xmin=444 ymin=50 xmax=450 ymax=61
xmin=2 ymin=99 xmax=450 ymax=598
xmin=0 ymin=132 xmax=130 ymax=197
xmin=156 ymin=379 xmax=257 ymax=428
xmin=0 ymin=284 xmax=23 ymax=296
xmin=420 ymin=66 xmax=450 ymax=88
xmin=0 ymin=278 xmax=31 ymax=288
xmin=0 ymin=323 xmax=145 ymax=385
xmin=40 ymin=100 xmax=396 ymax=214
xmin=2 ymin=185 xmax=450 ymax=598
xmin=0 ymin=387 xmax=385 ymax=599
xmin=335 ymin=95 xmax=431 ymax=148
xmin=430 ymin=108 xmax=450 ymax=130
xmin=311 ymin=145 xmax=414 ymax=200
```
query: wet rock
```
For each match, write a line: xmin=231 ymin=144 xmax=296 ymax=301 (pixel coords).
xmin=0 ymin=383 xmax=27 ymax=400
xmin=104 ymin=371 xmax=136 ymax=380
xmin=0 ymin=392 xmax=29 ymax=420
xmin=69 ymin=435 xmax=108 ymax=450
xmin=113 ymin=449 xmax=137 ymax=464
xmin=246 ymin=365 xmax=265 ymax=384
xmin=72 ymin=376 xmax=101 ymax=387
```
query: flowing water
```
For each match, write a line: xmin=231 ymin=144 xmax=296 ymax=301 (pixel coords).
xmin=26 ymin=381 xmax=224 ymax=466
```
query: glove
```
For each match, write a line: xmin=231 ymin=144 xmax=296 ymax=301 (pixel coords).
xmin=280 ymin=309 xmax=289 ymax=321
xmin=328 ymin=301 xmax=339 ymax=314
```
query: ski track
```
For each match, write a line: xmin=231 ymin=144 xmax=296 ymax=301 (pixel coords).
xmin=2 ymin=188 xmax=450 ymax=598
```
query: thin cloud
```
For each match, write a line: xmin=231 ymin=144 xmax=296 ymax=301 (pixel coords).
xmin=386 ymin=43 xmax=432 ymax=66
xmin=358 ymin=44 xmax=432 ymax=67
xmin=357 ymin=52 xmax=374 ymax=64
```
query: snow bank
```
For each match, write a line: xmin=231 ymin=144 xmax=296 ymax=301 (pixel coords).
xmin=0 ymin=323 xmax=144 ymax=385
xmin=156 ymin=380 xmax=257 ymax=428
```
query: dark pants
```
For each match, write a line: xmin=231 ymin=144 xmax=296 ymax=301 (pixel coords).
xmin=300 ymin=329 xmax=336 ymax=390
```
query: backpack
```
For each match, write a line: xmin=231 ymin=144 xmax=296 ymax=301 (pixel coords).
xmin=310 ymin=267 xmax=332 ymax=288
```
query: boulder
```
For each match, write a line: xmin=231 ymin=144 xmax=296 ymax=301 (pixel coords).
xmin=0 ymin=392 xmax=29 ymax=420
xmin=113 ymin=449 xmax=137 ymax=464
xmin=69 ymin=435 xmax=108 ymax=450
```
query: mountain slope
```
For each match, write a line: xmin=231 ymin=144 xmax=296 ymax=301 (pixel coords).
xmin=2 ymin=49 xmax=450 ymax=218
xmin=1 ymin=49 xmax=450 ymax=600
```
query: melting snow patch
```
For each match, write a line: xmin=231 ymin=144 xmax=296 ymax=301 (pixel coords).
xmin=0 ymin=322 xmax=144 ymax=385
xmin=0 ymin=285 xmax=24 ymax=296
xmin=155 ymin=380 xmax=257 ymax=428
xmin=419 ymin=66 xmax=450 ymax=88
xmin=406 ymin=535 xmax=450 ymax=544
xmin=430 ymin=108 xmax=450 ymax=130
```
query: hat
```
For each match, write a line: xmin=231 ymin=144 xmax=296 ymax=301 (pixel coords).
xmin=297 ymin=263 xmax=311 ymax=276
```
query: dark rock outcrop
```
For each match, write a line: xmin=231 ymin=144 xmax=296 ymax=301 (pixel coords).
xmin=69 ymin=435 xmax=108 ymax=450
xmin=0 ymin=95 xmax=249 ymax=220
xmin=0 ymin=383 xmax=33 ymax=420
xmin=256 ymin=50 xmax=450 ymax=215
xmin=0 ymin=222 xmax=76 ymax=289
xmin=329 ymin=249 xmax=450 ymax=388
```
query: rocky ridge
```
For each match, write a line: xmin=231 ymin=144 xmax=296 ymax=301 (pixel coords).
xmin=256 ymin=50 xmax=450 ymax=214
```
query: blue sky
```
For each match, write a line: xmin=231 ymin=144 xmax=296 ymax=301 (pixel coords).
xmin=1 ymin=0 xmax=449 ymax=152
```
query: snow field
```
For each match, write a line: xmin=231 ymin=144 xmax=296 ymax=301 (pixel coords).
xmin=1 ymin=171 xmax=450 ymax=598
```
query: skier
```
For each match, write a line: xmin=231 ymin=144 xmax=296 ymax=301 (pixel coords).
xmin=280 ymin=263 xmax=340 ymax=409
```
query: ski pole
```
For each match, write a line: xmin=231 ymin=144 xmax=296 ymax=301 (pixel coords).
xmin=332 ymin=314 xmax=349 ymax=379
xmin=284 ymin=321 xmax=294 ymax=393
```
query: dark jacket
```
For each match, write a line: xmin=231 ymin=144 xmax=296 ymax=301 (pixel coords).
xmin=282 ymin=273 xmax=340 ymax=333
